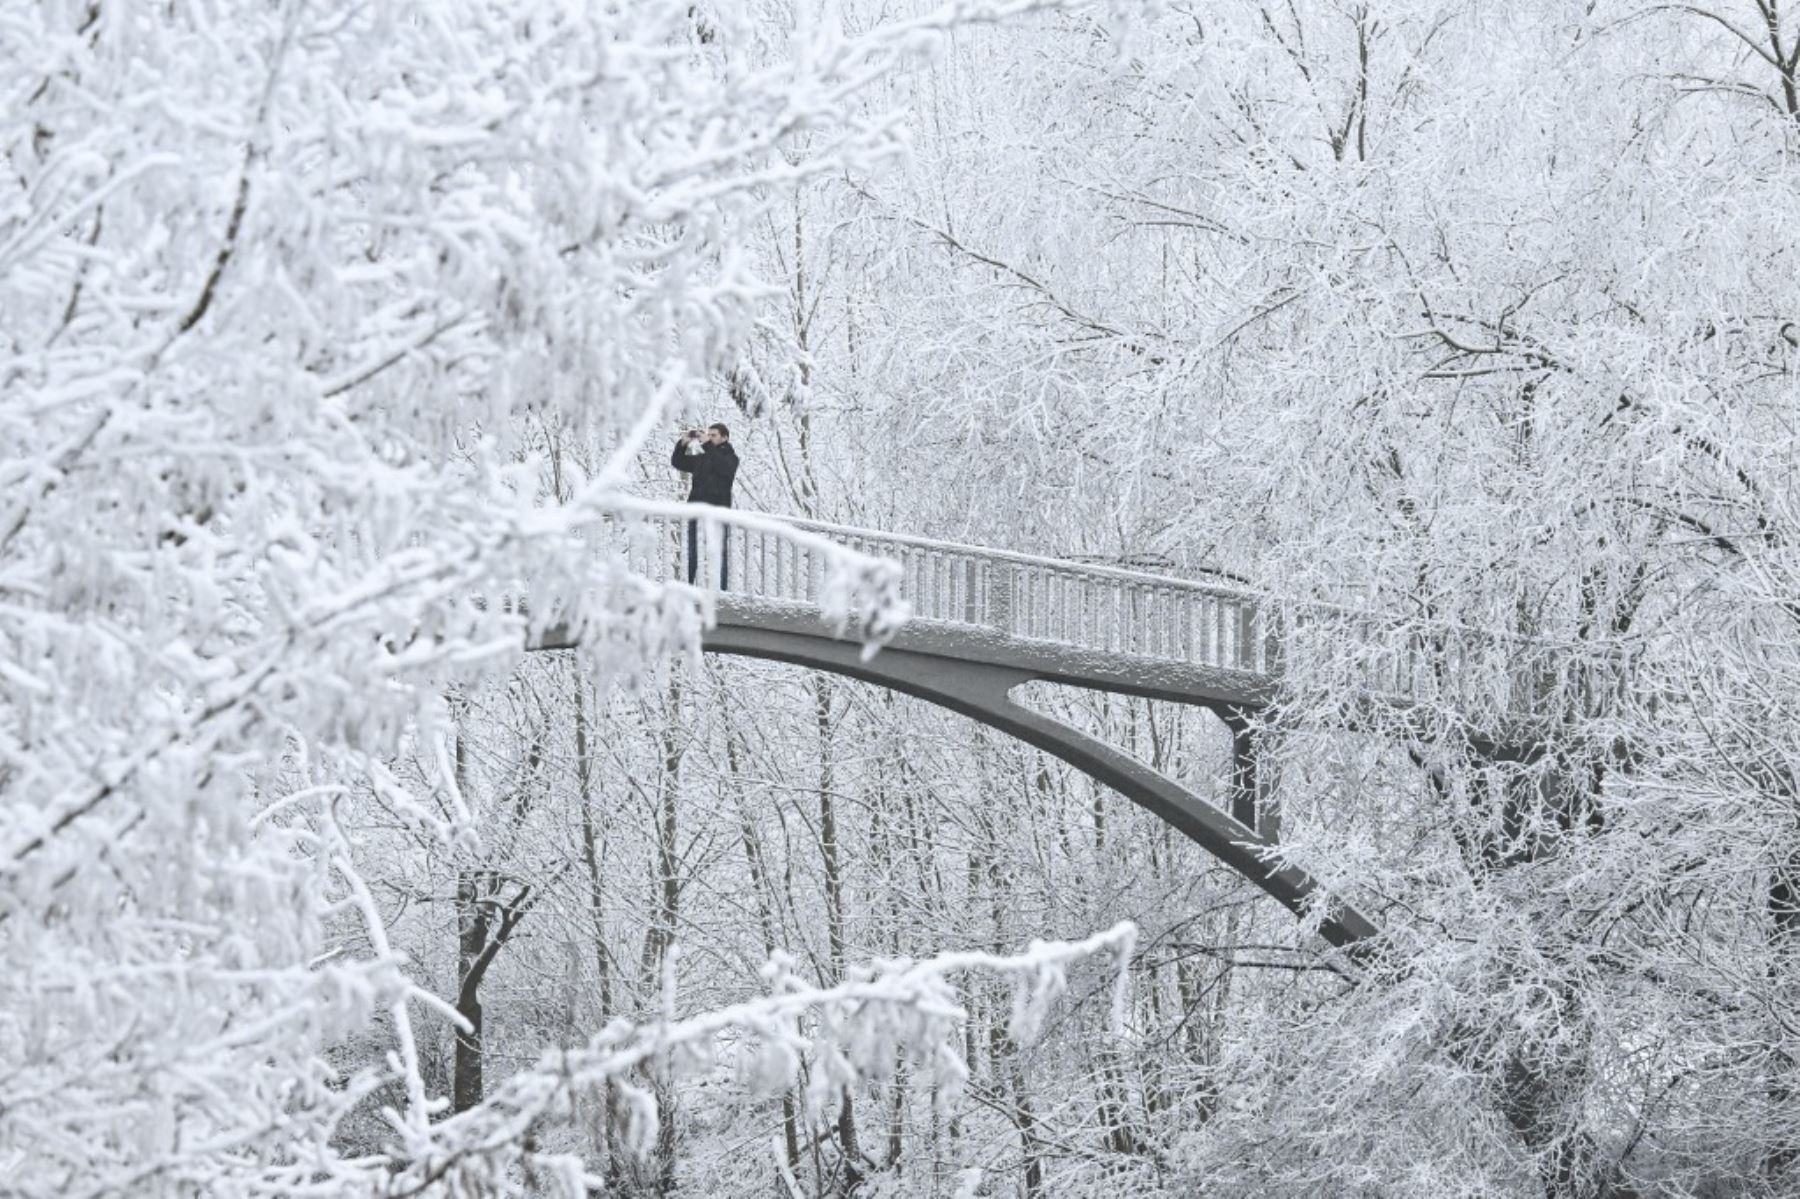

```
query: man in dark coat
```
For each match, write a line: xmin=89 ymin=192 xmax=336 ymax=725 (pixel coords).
xmin=671 ymin=422 xmax=739 ymax=587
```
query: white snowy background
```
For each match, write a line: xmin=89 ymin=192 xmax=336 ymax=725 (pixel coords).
xmin=4 ymin=0 xmax=1799 ymax=1195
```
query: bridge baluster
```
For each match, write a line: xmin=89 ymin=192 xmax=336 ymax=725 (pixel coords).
xmin=1030 ymin=568 xmax=1043 ymax=640
xmin=1157 ymin=587 xmax=1168 ymax=657
xmin=1138 ymin=585 xmax=1152 ymax=656
xmin=1159 ymin=587 xmax=1172 ymax=658
xmin=1125 ymin=584 xmax=1138 ymax=654
xmin=1058 ymin=570 xmax=1069 ymax=642
xmin=1155 ymin=587 xmax=1166 ymax=657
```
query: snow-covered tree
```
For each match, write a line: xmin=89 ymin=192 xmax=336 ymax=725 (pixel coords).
xmin=0 ymin=1 xmax=1139 ymax=1192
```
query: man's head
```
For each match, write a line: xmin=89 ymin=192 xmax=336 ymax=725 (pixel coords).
xmin=705 ymin=423 xmax=729 ymax=445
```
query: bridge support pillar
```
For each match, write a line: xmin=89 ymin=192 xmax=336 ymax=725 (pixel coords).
xmin=1227 ymin=716 xmax=1279 ymax=841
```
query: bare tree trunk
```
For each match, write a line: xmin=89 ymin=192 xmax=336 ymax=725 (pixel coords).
xmin=453 ymin=858 xmax=486 ymax=1116
xmin=722 ymin=700 xmax=802 ymax=1181
xmin=573 ymin=667 xmax=613 ymax=1022
xmin=571 ymin=664 xmax=626 ymax=1182
xmin=452 ymin=870 xmax=538 ymax=1115
xmin=639 ymin=679 xmax=685 ymax=986
xmin=645 ymin=676 xmax=686 ymax=1196
xmin=812 ymin=675 xmax=862 ymax=1182
xmin=972 ymin=779 xmax=1042 ymax=1197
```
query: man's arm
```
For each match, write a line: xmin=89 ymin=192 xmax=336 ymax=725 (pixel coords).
xmin=672 ymin=438 xmax=695 ymax=473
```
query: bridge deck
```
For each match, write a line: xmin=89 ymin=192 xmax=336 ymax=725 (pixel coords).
xmin=711 ymin=596 xmax=1277 ymax=711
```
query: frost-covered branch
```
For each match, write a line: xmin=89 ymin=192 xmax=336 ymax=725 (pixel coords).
xmin=387 ymin=923 xmax=1136 ymax=1197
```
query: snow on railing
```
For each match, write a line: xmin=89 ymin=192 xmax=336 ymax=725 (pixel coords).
xmin=639 ymin=512 xmax=1275 ymax=674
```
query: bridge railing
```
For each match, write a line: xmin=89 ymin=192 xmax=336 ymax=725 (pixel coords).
xmin=629 ymin=513 xmax=1631 ymax=723
xmin=636 ymin=513 xmax=1275 ymax=675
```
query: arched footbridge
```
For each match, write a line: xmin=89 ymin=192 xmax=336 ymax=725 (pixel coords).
xmin=532 ymin=516 xmax=1617 ymax=951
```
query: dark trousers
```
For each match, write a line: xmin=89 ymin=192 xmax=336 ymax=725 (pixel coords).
xmin=686 ymin=517 xmax=729 ymax=589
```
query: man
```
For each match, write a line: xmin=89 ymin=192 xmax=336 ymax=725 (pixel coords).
xmin=671 ymin=422 xmax=739 ymax=587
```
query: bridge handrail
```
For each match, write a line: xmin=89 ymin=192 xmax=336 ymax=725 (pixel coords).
xmin=646 ymin=511 xmax=1276 ymax=673
xmin=767 ymin=514 xmax=1266 ymax=603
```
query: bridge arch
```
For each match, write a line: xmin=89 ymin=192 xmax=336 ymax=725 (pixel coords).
xmin=534 ymin=605 xmax=1378 ymax=950
xmin=698 ymin=623 xmax=1377 ymax=948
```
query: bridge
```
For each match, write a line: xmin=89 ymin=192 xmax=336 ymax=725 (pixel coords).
xmin=524 ymin=514 xmax=1400 ymax=949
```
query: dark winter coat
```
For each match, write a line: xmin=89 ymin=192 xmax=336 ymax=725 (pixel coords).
xmin=672 ymin=438 xmax=738 ymax=506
